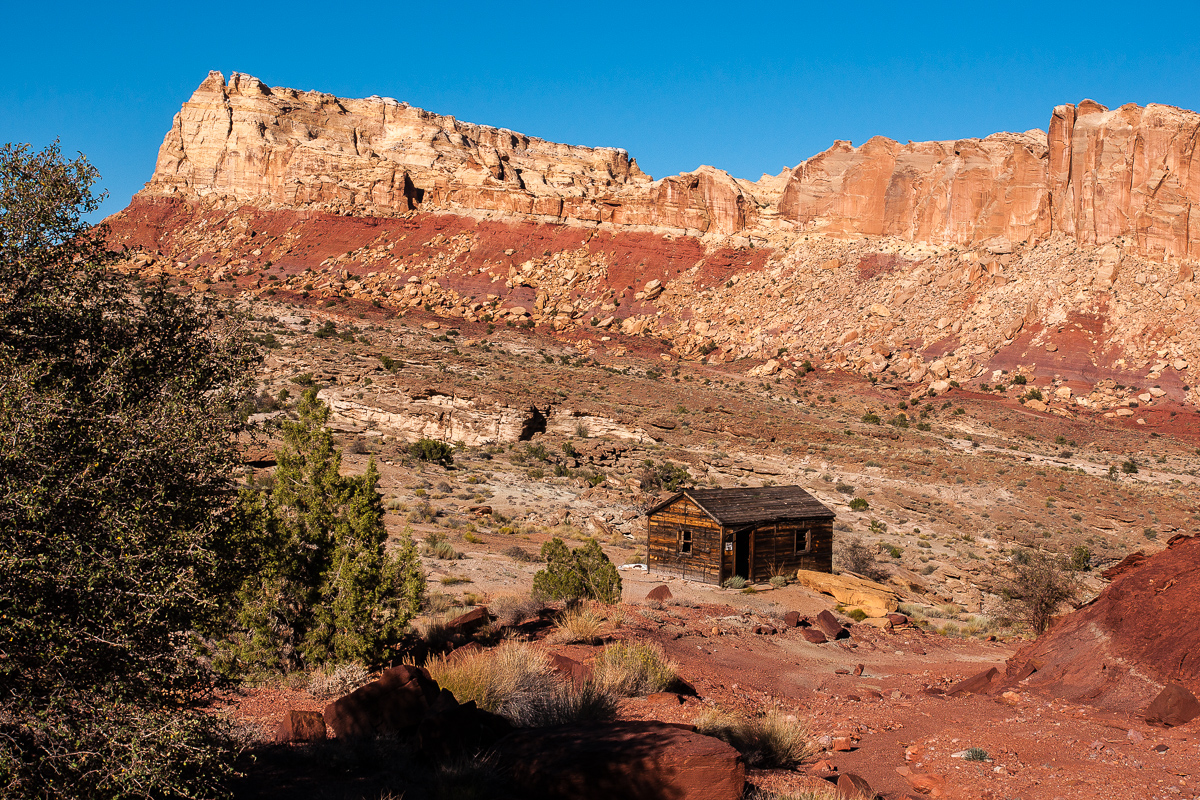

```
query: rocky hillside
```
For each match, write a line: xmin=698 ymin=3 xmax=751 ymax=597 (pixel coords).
xmin=107 ymin=72 xmax=1200 ymax=409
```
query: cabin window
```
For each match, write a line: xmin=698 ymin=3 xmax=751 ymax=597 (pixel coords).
xmin=794 ymin=528 xmax=812 ymax=554
xmin=679 ymin=527 xmax=692 ymax=554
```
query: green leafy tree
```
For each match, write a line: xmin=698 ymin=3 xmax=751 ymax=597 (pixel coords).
xmin=0 ymin=143 xmax=259 ymax=798
xmin=532 ymin=537 xmax=622 ymax=604
xmin=224 ymin=389 xmax=424 ymax=672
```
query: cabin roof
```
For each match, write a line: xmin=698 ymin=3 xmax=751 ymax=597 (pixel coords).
xmin=646 ymin=485 xmax=835 ymax=527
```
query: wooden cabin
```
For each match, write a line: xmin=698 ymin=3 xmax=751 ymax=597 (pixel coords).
xmin=645 ymin=486 xmax=835 ymax=585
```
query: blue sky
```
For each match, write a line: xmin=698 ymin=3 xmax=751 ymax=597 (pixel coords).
xmin=5 ymin=1 xmax=1200 ymax=220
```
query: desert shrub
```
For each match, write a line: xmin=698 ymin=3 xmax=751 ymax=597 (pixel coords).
xmin=1011 ymin=374 xmax=1027 ymax=385
xmin=1000 ymin=549 xmax=1077 ymax=634
xmin=963 ymin=747 xmax=990 ymax=762
xmin=845 ymin=608 xmax=868 ymax=622
xmin=1070 ymin=545 xmax=1092 ymax=572
xmin=861 ymin=412 xmax=881 ymax=424
xmin=490 ymin=594 xmax=545 ymax=627
xmin=638 ymin=459 xmax=692 ymax=492
xmin=307 ymin=662 xmax=372 ymax=699
xmin=1121 ymin=459 xmax=1139 ymax=474
xmin=694 ymin=708 xmax=812 ymax=768
xmin=0 ymin=143 xmax=260 ymax=798
xmin=723 ymin=575 xmax=748 ymax=589
xmin=532 ymin=537 xmax=622 ymax=604
xmin=410 ymin=437 xmax=455 ymax=466
xmin=835 ymin=536 xmax=890 ymax=583
xmin=553 ymin=606 xmax=607 ymax=644
xmin=425 ymin=641 xmax=619 ymax=728
xmin=223 ymin=389 xmax=426 ymax=672
xmin=416 ymin=613 xmax=459 ymax=652
xmin=408 ymin=500 xmax=439 ymax=524
xmin=848 ymin=497 xmax=869 ymax=511
xmin=502 ymin=545 xmax=539 ymax=563
xmin=834 ymin=482 xmax=855 ymax=494
xmin=769 ymin=575 xmax=788 ymax=589
xmin=592 ymin=642 xmax=678 ymax=696
xmin=507 ymin=680 xmax=620 ymax=728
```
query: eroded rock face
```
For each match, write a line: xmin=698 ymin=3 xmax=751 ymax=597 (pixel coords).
xmin=140 ymin=73 xmax=1200 ymax=259
xmin=143 ymin=71 xmax=759 ymax=236
xmin=777 ymin=132 xmax=1050 ymax=246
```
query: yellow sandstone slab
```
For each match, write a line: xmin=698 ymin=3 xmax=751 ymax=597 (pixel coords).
xmin=793 ymin=569 xmax=899 ymax=617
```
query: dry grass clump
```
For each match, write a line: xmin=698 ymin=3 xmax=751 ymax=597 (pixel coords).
xmin=307 ymin=661 xmax=371 ymax=699
xmin=551 ymin=606 xmax=607 ymax=644
xmin=694 ymin=707 xmax=813 ymax=768
xmin=416 ymin=612 xmax=459 ymax=651
xmin=489 ymin=594 xmax=544 ymax=627
xmin=424 ymin=641 xmax=618 ymax=727
xmin=592 ymin=641 xmax=678 ymax=696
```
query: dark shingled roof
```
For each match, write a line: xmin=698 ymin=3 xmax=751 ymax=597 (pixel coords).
xmin=647 ymin=485 xmax=835 ymax=526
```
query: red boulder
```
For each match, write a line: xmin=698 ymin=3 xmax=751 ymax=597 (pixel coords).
xmin=815 ymin=610 xmax=849 ymax=640
xmin=647 ymin=584 xmax=673 ymax=602
xmin=323 ymin=664 xmax=442 ymax=739
xmin=1146 ymin=681 xmax=1200 ymax=727
xmin=275 ymin=709 xmax=326 ymax=743
xmin=495 ymin=720 xmax=745 ymax=800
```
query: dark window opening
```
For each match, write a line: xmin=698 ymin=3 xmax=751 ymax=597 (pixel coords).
xmin=680 ymin=528 xmax=692 ymax=554
xmin=795 ymin=528 xmax=812 ymax=555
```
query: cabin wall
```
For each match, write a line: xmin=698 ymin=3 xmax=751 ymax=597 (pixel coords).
xmin=647 ymin=497 xmax=724 ymax=584
xmin=749 ymin=518 xmax=834 ymax=581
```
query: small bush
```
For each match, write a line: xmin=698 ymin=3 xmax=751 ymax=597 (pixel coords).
xmin=532 ymin=538 xmax=622 ymax=604
xmin=861 ymin=412 xmax=881 ymax=425
xmin=553 ymin=606 xmax=607 ymax=644
xmin=592 ymin=642 xmax=678 ymax=696
xmin=502 ymin=545 xmax=538 ymax=563
xmin=845 ymin=608 xmax=868 ymax=622
xmin=1011 ymin=374 xmax=1027 ymax=385
xmin=424 ymin=641 xmax=619 ymax=728
xmin=694 ymin=708 xmax=812 ymax=768
xmin=410 ymin=438 xmax=455 ymax=466
xmin=848 ymin=497 xmax=869 ymax=511
xmin=1121 ymin=459 xmax=1139 ymax=474
xmin=834 ymin=482 xmax=855 ymax=495
xmin=307 ymin=662 xmax=371 ymax=699
xmin=836 ymin=536 xmax=889 ymax=583
xmin=723 ymin=575 xmax=748 ymax=589
xmin=1001 ymin=549 xmax=1077 ymax=634
xmin=963 ymin=747 xmax=990 ymax=762
xmin=769 ymin=575 xmax=788 ymax=589
xmin=489 ymin=594 xmax=544 ymax=627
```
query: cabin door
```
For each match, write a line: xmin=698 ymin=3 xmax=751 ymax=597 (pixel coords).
xmin=734 ymin=528 xmax=750 ymax=579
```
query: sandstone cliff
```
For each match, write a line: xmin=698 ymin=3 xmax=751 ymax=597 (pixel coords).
xmin=140 ymin=72 xmax=1200 ymax=259
xmin=109 ymin=73 xmax=1200 ymax=412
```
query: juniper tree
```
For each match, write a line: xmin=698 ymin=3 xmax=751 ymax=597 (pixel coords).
xmin=224 ymin=388 xmax=424 ymax=672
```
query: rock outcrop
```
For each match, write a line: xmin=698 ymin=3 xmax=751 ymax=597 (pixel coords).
xmin=1004 ymin=534 xmax=1200 ymax=713
xmin=106 ymin=73 xmax=1200 ymax=411
xmin=138 ymin=72 xmax=1200 ymax=259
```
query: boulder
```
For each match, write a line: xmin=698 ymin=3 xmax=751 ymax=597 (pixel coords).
xmin=418 ymin=700 xmax=512 ymax=760
xmin=323 ymin=664 xmax=442 ymax=739
xmin=783 ymin=611 xmax=803 ymax=628
xmin=1145 ymin=682 xmax=1200 ymax=727
xmin=814 ymin=610 xmax=849 ymax=640
xmin=800 ymin=628 xmax=828 ymax=644
xmin=946 ymin=666 xmax=1000 ymax=697
xmin=793 ymin=570 xmax=900 ymax=617
xmin=549 ymin=652 xmax=591 ymax=685
xmin=495 ymin=720 xmax=745 ymax=800
xmin=836 ymin=772 xmax=875 ymax=799
xmin=447 ymin=606 xmax=492 ymax=635
xmin=895 ymin=766 xmax=947 ymax=798
xmin=646 ymin=584 xmax=673 ymax=602
xmin=275 ymin=709 xmax=327 ymax=743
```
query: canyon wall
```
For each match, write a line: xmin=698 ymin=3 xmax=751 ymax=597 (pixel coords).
xmin=138 ymin=72 xmax=1200 ymax=261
